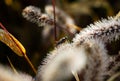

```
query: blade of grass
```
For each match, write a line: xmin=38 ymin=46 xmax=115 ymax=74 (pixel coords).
xmin=7 ymin=56 xmax=19 ymax=75
xmin=107 ymin=72 xmax=120 ymax=81
xmin=72 ymin=71 xmax=80 ymax=81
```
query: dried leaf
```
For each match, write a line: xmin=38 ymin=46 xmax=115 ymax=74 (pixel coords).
xmin=0 ymin=29 xmax=26 ymax=56
xmin=0 ymin=23 xmax=36 ymax=74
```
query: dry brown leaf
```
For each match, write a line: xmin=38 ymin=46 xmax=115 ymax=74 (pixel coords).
xmin=0 ymin=23 xmax=36 ymax=74
xmin=0 ymin=29 xmax=26 ymax=56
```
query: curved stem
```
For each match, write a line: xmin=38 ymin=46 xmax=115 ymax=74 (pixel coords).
xmin=24 ymin=54 xmax=37 ymax=74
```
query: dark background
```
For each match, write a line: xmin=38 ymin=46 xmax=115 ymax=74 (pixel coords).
xmin=0 ymin=0 xmax=120 ymax=76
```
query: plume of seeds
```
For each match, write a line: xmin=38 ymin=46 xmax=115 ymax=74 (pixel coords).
xmin=36 ymin=12 xmax=120 ymax=81
xmin=22 ymin=5 xmax=81 ymax=35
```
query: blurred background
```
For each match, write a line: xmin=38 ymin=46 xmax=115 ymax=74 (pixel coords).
xmin=0 ymin=0 xmax=120 ymax=76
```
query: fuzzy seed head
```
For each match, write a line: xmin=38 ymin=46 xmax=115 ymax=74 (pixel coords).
xmin=36 ymin=43 xmax=87 ymax=81
xmin=73 ymin=17 xmax=120 ymax=44
xmin=22 ymin=6 xmax=41 ymax=23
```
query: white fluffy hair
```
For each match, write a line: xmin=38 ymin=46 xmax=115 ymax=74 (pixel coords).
xmin=0 ymin=64 xmax=33 ymax=81
xmin=36 ymin=43 xmax=87 ymax=81
xmin=73 ymin=17 xmax=120 ymax=44
xmin=35 ymin=16 xmax=120 ymax=81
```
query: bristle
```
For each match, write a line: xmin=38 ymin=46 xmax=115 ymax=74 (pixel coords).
xmin=36 ymin=43 xmax=87 ymax=81
xmin=22 ymin=6 xmax=41 ymax=24
xmin=22 ymin=6 xmax=54 ymax=27
xmin=80 ymin=39 xmax=109 ymax=81
xmin=73 ymin=17 xmax=120 ymax=44
xmin=22 ymin=5 xmax=78 ymax=35
xmin=72 ymin=17 xmax=120 ymax=81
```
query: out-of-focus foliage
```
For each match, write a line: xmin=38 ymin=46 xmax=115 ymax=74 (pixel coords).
xmin=0 ymin=0 xmax=120 ymax=76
